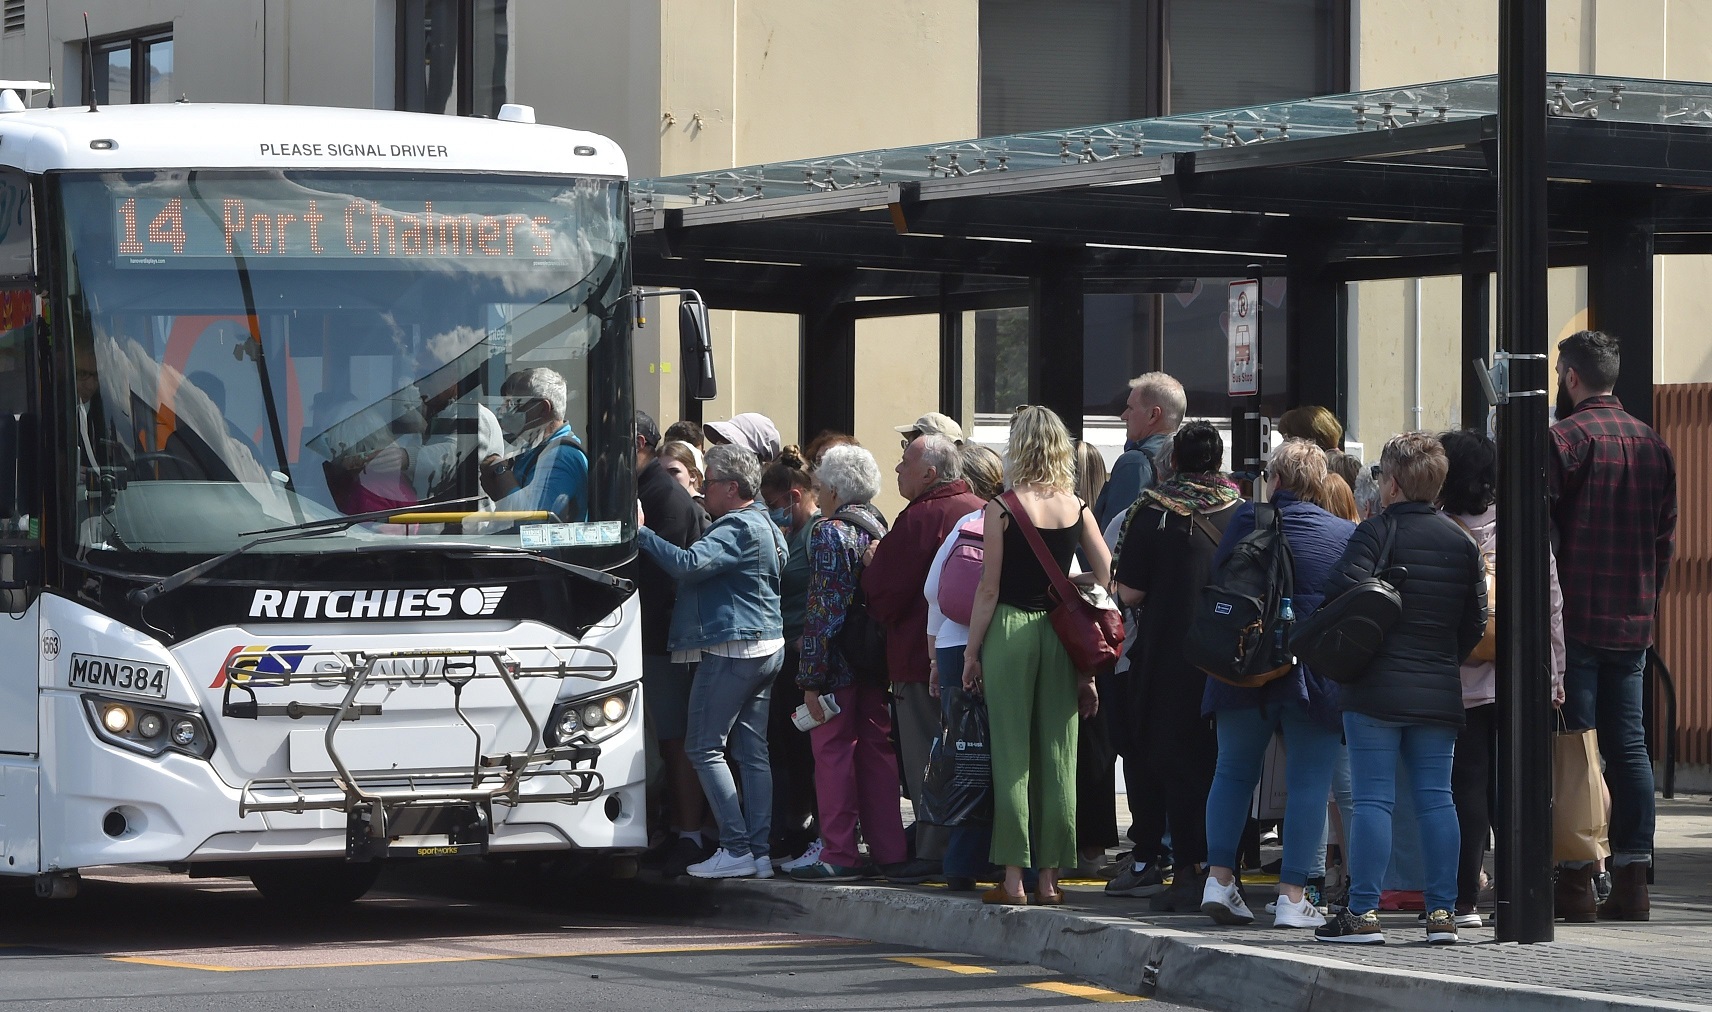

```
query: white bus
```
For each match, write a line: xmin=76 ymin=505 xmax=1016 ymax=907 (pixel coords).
xmin=0 ymin=91 xmax=685 ymax=904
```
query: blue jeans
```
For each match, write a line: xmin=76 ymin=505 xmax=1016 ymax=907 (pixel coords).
xmin=1205 ymin=704 xmax=1341 ymax=888
xmin=685 ymin=649 xmax=781 ymax=858
xmin=937 ymin=644 xmax=994 ymax=879
xmin=1343 ymin=712 xmax=1460 ymax=915
xmin=1562 ymin=640 xmax=1655 ymax=865
xmin=1314 ymin=744 xmax=1354 ymax=879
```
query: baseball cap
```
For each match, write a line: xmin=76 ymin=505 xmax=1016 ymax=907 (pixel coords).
xmin=894 ymin=411 xmax=964 ymax=443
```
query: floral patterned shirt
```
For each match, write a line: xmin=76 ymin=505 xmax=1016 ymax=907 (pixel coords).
xmin=797 ymin=504 xmax=885 ymax=693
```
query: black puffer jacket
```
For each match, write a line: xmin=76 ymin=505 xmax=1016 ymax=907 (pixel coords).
xmin=1324 ymin=501 xmax=1487 ymax=728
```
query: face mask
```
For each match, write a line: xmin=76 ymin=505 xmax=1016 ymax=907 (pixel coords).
xmin=769 ymin=506 xmax=793 ymax=531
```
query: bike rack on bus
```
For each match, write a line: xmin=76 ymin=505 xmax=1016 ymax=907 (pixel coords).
xmin=227 ymin=645 xmax=621 ymax=860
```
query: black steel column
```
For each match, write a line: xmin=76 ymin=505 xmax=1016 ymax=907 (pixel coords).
xmin=1029 ymin=254 xmax=1085 ymax=440
xmin=799 ymin=271 xmax=859 ymax=439
xmin=1462 ymin=227 xmax=1494 ymax=432
xmin=939 ymin=276 xmax=965 ymax=425
xmin=1495 ymin=0 xmax=1554 ymax=944
xmin=1287 ymin=233 xmax=1346 ymax=429
xmin=1587 ymin=189 xmax=1657 ymax=427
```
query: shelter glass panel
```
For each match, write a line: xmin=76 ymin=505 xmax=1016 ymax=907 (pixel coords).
xmin=1162 ymin=277 xmax=1288 ymax=419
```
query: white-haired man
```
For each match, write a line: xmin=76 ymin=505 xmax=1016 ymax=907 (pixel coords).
xmin=480 ymin=366 xmax=589 ymax=520
xmin=1095 ymin=372 xmax=1186 ymax=531
xmin=862 ymin=430 xmax=983 ymax=881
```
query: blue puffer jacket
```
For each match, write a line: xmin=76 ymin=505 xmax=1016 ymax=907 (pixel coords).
xmin=636 ymin=501 xmax=786 ymax=652
xmin=1201 ymin=491 xmax=1357 ymax=730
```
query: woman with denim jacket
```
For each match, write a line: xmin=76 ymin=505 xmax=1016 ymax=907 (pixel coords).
xmin=636 ymin=444 xmax=787 ymax=881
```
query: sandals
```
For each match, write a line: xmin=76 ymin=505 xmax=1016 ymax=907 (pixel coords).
xmin=981 ymin=886 xmax=1030 ymax=906
xmin=1035 ymin=887 xmax=1066 ymax=906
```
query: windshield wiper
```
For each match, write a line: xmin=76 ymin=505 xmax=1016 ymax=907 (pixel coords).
xmin=128 ymin=496 xmax=480 ymax=609
xmin=360 ymin=541 xmax=634 ymax=593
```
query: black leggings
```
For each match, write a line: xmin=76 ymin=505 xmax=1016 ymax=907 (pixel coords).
xmin=1451 ymin=702 xmax=1496 ymax=908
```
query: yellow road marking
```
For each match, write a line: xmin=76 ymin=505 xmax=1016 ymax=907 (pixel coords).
xmin=1025 ymin=981 xmax=1145 ymax=1003
xmin=887 ymin=955 xmax=997 ymax=975
xmin=110 ymin=939 xmax=866 ymax=973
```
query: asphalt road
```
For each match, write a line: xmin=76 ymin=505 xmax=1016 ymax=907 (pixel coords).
xmin=0 ymin=862 xmax=1196 ymax=1011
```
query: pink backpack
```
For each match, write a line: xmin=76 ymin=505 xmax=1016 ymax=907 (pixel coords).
xmin=936 ymin=516 xmax=985 ymax=626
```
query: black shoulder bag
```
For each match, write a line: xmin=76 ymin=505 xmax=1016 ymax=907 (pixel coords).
xmin=1288 ymin=516 xmax=1404 ymax=685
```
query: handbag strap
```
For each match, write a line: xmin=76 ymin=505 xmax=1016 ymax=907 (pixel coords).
xmin=1188 ymin=511 xmax=1222 ymax=546
xmin=1374 ymin=514 xmax=1399 ymax=572
xmin=999 ymin=490 xmax=1080 ymax=605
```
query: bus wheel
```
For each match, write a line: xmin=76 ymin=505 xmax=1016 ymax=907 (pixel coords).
xmin=249 ymin=860 xmax=383 ymax=907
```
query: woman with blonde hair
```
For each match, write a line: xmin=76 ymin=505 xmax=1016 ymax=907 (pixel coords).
xmin=963 ymin=406 xmax=1111 ymax=905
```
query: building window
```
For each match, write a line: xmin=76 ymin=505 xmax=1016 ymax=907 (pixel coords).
xmin=397 ymin=0 xmax=511 ymax=118
xmin=976 ymin=0 xmax=1340 ymax=420
xmin=85 ymin=27 xmax=174 ymax=105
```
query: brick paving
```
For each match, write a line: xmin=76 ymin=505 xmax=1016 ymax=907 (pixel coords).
xmin=1045 ymin=795 xmax=1712 ymax=1006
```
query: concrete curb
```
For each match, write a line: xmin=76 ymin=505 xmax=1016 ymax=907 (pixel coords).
xmin=673 ymin=879 xmax=1708 ymax=1012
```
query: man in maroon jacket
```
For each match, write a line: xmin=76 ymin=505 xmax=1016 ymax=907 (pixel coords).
xmin=862 ymin=430 xmax=984 ymax=881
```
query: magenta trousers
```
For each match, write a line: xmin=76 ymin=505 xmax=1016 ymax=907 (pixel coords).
xmin=809 ymin=679 xmax=907 ymax=868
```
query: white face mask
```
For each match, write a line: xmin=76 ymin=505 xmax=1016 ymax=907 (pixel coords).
xmin=499 ymin=397 xmax=550 ymax=448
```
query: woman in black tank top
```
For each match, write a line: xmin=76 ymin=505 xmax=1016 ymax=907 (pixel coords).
xmin=961 ymin=407 xmax=1112 ymax=907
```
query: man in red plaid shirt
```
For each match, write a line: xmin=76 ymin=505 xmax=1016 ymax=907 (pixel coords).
xmin=1549 ymin=330 xmax=1677 ymax=925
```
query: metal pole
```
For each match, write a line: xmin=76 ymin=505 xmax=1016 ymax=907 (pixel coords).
xmin=1494 ymin=0 xmax=1554 ymax=944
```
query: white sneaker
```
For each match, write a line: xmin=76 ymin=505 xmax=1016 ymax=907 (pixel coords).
xmin=779 ymin=839 xmax=824 ymax=873
xmin=1454 ymin=910 xmax=1483 ymax=928
xmin=1273 ymin=893 xmax=1328 ymax=928
xmin=753 ymin=857 xmax=774 ymax=880
xmin=687 ymin=848 xmax=758 ymax=879
xmin=1200 ymin=875 xmax=1255 ymax=925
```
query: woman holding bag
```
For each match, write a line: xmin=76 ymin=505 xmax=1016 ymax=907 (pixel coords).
xmin=963 ymin=407 xmax=1111 ymax=906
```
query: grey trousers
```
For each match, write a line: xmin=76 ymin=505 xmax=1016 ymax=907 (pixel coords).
xmin=894 ymin=680 xmax=948 ymax=861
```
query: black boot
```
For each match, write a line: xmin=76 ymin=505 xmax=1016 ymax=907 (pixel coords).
xmin=1149 ymin=866 xmax=1206 ymax=913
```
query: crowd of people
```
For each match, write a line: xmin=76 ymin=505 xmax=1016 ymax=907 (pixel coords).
xmin=629 ymin=328 xmax=1677 ymax=948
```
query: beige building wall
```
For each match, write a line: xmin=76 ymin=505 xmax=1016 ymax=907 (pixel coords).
xmin=646 ymin=0 xmax=978 ymax=505
xmin=1352 ymin=0 xmax=1712 ymax=452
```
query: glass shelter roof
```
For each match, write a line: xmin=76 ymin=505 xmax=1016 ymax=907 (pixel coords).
xmin=634 ymin=73 xmax=1711 ymax=212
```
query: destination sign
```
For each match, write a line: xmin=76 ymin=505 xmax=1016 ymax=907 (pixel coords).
xmin=112 ymin=190 xmax=577 ymax=269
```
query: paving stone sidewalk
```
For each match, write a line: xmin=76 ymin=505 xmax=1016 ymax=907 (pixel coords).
xmin=989 ymin=795 xmax=1712 ymax=1007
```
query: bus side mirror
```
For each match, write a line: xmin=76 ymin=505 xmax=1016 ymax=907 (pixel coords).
xmin=679 ymin=297 xmax=717 ymax=402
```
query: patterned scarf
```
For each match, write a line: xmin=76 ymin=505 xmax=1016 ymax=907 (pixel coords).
xmin=1112 ymin=471 xmax=1241 ymax=585
xmin=1143 ymin=472 xmax=1241 ymax=517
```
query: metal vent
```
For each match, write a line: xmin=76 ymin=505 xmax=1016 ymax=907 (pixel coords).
xmin=2 ymin=0 xmax=22 ymax=35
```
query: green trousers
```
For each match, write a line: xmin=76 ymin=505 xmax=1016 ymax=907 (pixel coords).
xmin=983 ymin=603 xmax=1080 ymax=871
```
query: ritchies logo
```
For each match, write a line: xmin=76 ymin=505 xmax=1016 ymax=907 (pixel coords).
xmin=249 ymin=587 xmax=506 ymax=620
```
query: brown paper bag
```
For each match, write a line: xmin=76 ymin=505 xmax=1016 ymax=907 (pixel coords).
xmin=1553 ymin=727 xmax=1611 ymax=864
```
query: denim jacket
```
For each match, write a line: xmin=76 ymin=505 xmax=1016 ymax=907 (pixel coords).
xmin=636 ymin=501 xmax=786 ymax=652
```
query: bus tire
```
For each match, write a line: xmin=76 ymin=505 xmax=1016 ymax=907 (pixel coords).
xmin=248 ymin=860 xmax=383 ymax=907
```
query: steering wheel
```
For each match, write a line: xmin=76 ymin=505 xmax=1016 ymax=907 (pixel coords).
xmin=127 ymin=451 xmax=200 ymax=481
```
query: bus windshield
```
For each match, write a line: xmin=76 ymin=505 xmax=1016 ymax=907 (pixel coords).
xmin=54 ymin=170 xmax=634 ymax=568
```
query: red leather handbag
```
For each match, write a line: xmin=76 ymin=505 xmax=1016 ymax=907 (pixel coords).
xmin=1000 ymin=492 xmax=1124 ymax=675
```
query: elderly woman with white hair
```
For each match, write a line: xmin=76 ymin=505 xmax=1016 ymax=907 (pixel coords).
xmin=788 ymin=444 xmax=908 ymax=881
xmin=636 ymin=444 xmax=787 ymax=880
xmin=1198 ymin=438 xmax=1357 ymax=930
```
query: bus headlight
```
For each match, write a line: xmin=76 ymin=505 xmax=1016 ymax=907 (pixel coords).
xmin=546 ymin=685 xmax=637 ymax=747
xmin=82 ymin=695 xmax=215 ymax=760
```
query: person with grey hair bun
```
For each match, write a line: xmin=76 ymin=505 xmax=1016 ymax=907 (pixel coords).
xmin=791 ymin=444 xmax=910 ymax=881
xmin=636 ymin=443 xmax=787 ymax=881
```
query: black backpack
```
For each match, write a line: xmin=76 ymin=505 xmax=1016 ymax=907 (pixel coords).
xmin=1183 ymin=502 xmax=1297 ymax=689
xmin=822 ymin=506 xmax=889 ymax=683
xmin=1290 ymin=516 xmax=1404 ymax=684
